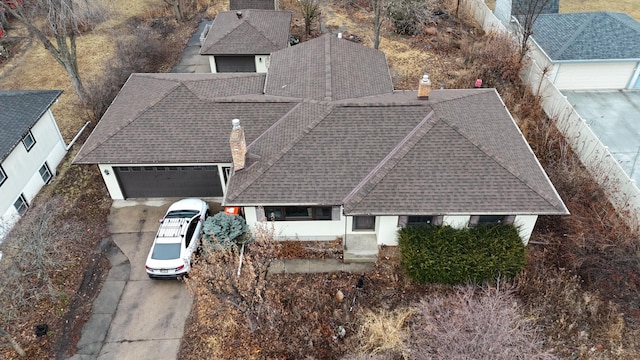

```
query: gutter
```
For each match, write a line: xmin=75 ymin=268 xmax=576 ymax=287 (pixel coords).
xmin=65 ymin=121 xmax=90 ymax=150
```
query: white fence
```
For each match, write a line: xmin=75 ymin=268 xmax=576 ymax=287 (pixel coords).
xmin=461 ymin=0 xmax=640 ymax=231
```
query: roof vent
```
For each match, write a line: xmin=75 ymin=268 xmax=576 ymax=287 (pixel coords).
xmin=236 ymin=11 xmax=243 ymax=19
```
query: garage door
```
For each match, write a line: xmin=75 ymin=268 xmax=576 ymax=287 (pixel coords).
xmin=114 ymin=166 xmax=223 ymax=198
xmin=215 ymin=56 xmax=256 ymax=72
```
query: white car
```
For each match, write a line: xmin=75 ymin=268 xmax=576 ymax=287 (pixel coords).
xmin=145 ymin=198 xmax=209 ymax=279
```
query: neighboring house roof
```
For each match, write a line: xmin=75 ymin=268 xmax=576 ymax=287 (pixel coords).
xmin=73 ymin=73 xmax=271 ymax=164
xmin=199 ymin=10 xmax=291 ymax=55
xmin=230 ymin=0 xmax=275 ymax=10
xmin=265 ymin=35 xmax=394 ymax=101
xmin=226 ymin=90 xmax=568 ymax=215
xmin=531 ymin=12 xmax=640 ymax=61
xmin=0 ymin=90 xmax=62 ymax=162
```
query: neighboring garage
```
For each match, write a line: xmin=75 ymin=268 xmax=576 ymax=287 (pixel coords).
xmin=114 ymin=166 xmax=224 ymax=198
xmin=215 ymin=56 xmax=256 ymax=72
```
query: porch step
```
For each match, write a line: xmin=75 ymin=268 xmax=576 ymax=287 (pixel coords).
xmin=343 ymin=249 xmax=378 ymax=263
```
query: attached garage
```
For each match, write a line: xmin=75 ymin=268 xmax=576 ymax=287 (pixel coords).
xmin=114 ymin=166 xmax=224 ymax=198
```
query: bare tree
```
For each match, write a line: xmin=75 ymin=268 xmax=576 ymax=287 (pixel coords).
xmin=512 ymin=0 xmax=554 ymax=62
xmin=186 ymin=222 xmax=279 ymax=331
xmin=0 ymin=197 xmax=85 ymax=358
xmin=164 ymin=0 xmax=190 ymax=21
xmin=371 ymin=0 xmax=386 ymax=49
xmin=0 ymin=0 xmax=108 ymax=103
xmin=298 ymin=0 xmax=320 ymax=36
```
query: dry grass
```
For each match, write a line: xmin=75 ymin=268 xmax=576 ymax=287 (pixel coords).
xmin=358 ymin=308 xmax=415 ymax=356
xmin=0 ymin=0 xmax=166 ymax=141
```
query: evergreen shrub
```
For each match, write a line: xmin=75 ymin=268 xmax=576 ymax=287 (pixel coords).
xmin=398 ymin=224 xmax=525 ymax=284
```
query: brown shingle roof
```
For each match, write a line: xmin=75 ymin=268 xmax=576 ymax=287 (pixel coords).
xmin=76 ymin=37 xmax=567 ymax=216
xmin=225 ymin=90 xmax=568 ymax=215
xmin=265 ymin=35 xmax=394 ymax=101
xmin=73 ymin=73 xmax=297 ymax=164
xmin=199 ymin=10 xmax=291 ymax=55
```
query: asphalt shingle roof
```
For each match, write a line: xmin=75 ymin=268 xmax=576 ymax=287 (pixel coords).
xmin=199 ymin=10 xmax=291 ymax=55
xmin=265 ymin=35 xmax=394 ymax=101
xmin=531 ymin=12 xmax=640 ymax=61
xmin=75 ymin=36 xmax=567 ymax=215
xmin=0 ymin=90 xmax=62 ymax=162
xmin=226 ymin=90 xmax=567 ymax=215
xmin=230 ymin=0 xmax=275 ymax=10
xmin=73 ymin=73 xmax=279 ymax=164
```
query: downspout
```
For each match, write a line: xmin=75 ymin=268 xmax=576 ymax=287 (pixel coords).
xmin=66 ymin=121 xmax=90 ymax=150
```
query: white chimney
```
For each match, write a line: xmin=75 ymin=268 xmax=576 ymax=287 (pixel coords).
xmin=236 ymin=11 xmax=243 ymax=19
xmin=229 ymin=119 xmax=246 ymax=171
xmin=418 ymin=74 xmax=431 ymax=100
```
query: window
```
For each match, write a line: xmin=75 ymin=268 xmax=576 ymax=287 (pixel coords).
xmin=398 ymin=215 xmax=443 ymax=228
xmin=0 ymin=166 xmax=6 ymax=186
xmin=39 ymin=163 xmax=52 ymax=184
xmin=14 ymin=194 xmax=28 ymax=216
xmin=469 ymin=215 xmax=515 ymax=226
xmin=264 ymin=206 xmax=333 ymax=221
xmin=22 ymin=131 xmax=36 ymax=151
xmin=353 ymin=216 xmax=375 ymax=230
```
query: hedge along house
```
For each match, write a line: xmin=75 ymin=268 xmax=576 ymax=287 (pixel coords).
xmin=525 ymin=12 xmax=640 ymax=90
xmin=199 ymin=9 xmax=291 ymax=73
xmin=74 ymin=35 xmax=568 ymax=261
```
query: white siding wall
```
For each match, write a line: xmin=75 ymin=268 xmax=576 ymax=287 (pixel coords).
xmin=255 ymin=55 xmax=269 ymax=73
xmin=244 ymin=206 xmax=346 ymax=241
xmin=208 ymin=55 xmax=217 ymax=73
xmin=375 ymin=216 xmax=399 ymax=245
xmin=0 ymin=110 xmax=67 ymax=234
xmin=99 ymin=164 xmax=125 ymax=200
xmin=442 ymin=215 xmax=470 ymax=229
xmin=514 ymin=214 xmax=538 ymax=244
xmin=554 ymin=62 xmax=636 ymax=90
xmin=243 ymin=210 xmax=538 ymax=246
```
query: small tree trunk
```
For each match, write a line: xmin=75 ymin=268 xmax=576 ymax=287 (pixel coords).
xmin=0 ymin=328 xmax=26 ymax=358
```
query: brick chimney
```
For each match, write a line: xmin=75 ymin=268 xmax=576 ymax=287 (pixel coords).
xmin=418 ymin=74 xmax=431 ymax=100
xmin=229 ymin=119 xmax=246 ymax=171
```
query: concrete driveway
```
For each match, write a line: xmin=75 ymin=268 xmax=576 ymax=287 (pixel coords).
xmin=101 ymin=200 xmax=191 ymax=360
xmin=70 ymin=199 xmax=193 ymax=360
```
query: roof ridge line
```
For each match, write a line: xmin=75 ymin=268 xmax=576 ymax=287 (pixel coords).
xmin=228 ymin=103 xmax=334 ymax=200
xmin=342 ymin=111 xmax=436 ymax=210
xmin=78 ymin=79 xmax=182 ymax=159
xmin=554 ymin=12 xmax=592 ymax=59
xmin=324 ymin=35 xmax=332 ymax=101
xmin=445 ymin=120 xmax=565 ymax=211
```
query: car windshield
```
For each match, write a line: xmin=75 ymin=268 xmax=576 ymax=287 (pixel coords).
xmin=151 ymin=243 xmax=181 ymax=260
xmin=165 ymin=210 xmax=199 ymax=219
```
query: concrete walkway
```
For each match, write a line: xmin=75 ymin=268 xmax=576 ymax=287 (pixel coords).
xmin=171 ymin=20 xmax=211 ymax=73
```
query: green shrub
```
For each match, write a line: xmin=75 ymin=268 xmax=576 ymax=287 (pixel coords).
xmin=202 ymin=212 xmax=249 ymax=249
xmin=399 ymin=225 xmax=525 ymax=284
